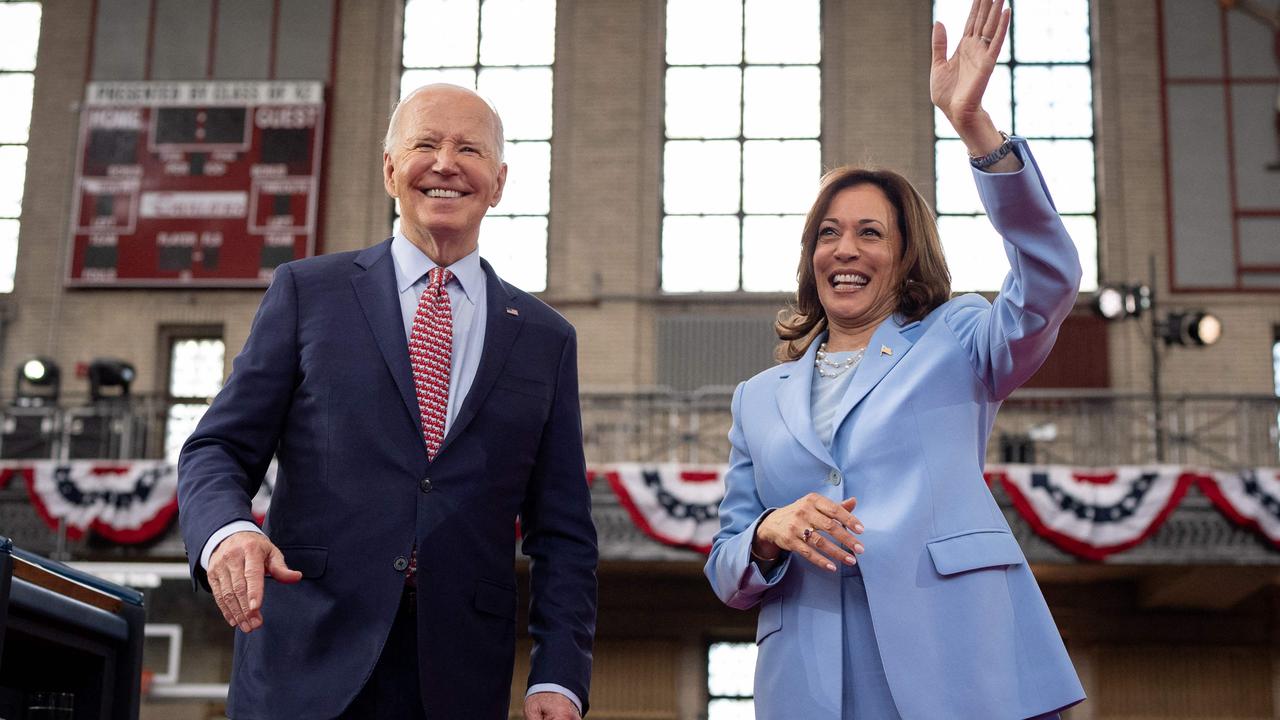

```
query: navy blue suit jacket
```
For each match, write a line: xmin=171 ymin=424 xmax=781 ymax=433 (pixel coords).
xmin=178 ymin=239 xmax=597 ymax=719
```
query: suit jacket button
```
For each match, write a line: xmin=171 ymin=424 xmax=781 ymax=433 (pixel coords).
xmin=419 ymin=477 xmax=433 ymax=493
xmin=827 ymin=469 xmax=842 ymax=486
xmin=393 ymin=556 xmax=409 ymax=572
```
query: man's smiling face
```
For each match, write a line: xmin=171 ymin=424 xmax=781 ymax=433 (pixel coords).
xmin=383 ymin=85 xmax=507 ymax=254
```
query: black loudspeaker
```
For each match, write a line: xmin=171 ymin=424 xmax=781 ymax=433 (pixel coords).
xmin=0 ymin=411 xmax=57 ymax=460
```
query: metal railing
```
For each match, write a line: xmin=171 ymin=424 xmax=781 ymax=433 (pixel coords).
xmin=3 ymin=389 xmax=1278 ymax=468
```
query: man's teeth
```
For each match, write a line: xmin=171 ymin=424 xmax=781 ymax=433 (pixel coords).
xmin=833 ymin=273 xmax=869 ymax=286
xmin=425 ymin=189 xmax=462 ymax=198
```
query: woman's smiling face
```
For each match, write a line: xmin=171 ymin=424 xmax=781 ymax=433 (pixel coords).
xmin=812 ymin=183 xmax=904 ymax=335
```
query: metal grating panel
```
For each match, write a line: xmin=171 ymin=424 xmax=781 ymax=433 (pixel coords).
xmin=657 ymin=315 xmax=778 ymax=392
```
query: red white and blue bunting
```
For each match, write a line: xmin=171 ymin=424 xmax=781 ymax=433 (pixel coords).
xmin=1199 ymin=469 xmax=1280 ymax=550
xmin=598 ymin=463 xmax=726 ymax=553
xmin=988 ymin=465 xmax=1198 ymax=561
xmin=7 ymin=459 xmax=1280 ymax=558
xmin=2 ymin=460 xmax=179 ymax=543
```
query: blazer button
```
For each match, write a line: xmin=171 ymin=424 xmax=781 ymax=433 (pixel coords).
xmin=393 ymin=556 xmax=409 ymax=572
xmin=419 ymin=477 xmax=433 ymax=493
xmin=827 ymin=469 xmax=842 ymax=486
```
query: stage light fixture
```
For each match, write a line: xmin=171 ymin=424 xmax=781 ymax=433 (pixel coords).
xmin=13 ymin=356 xmax=60 ymax=407
xmin=1094 ymin=284 xmax=1152 ymax=320
xmin=1162 ymin=311 xmax=1222 ymax=347
xmin=88 ymin=358 xmax=136 ymax=401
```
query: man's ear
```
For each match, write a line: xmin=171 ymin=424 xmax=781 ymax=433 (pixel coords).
xmin=490 ymin=162 xmax=508 ymax=207
xmin=382 ymin=152 xmax=397 ymax=197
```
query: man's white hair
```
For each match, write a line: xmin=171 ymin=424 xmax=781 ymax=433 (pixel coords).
xmin=383 ymin=84 xmax=505 ymax=161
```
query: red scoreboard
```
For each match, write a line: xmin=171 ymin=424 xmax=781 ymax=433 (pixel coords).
xmin=67 ymin=81 xmax=325 ymax=287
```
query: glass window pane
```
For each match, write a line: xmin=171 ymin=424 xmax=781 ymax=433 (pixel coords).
xmin=401 ymin=68 xmax=478 ymax=99
xmin=495 ymin=140 xmax=549 ymax=215
xmin=935 ymin=64 xmax=1010 ymax=139
xmin=662 ymin=215 xmax=740 ymax=291
xmin=478 ymin=66 xmax=553 ymax=141
xmin=667 ymin=0 xmax=743 ymax=65
xmin=0 ymin=219 xmax=17 ymax=293
xmin=935 ymin=139 xmax=982 ymax=214
xmin=1061 ymin=214 xmax=1098 ymax=292
xmin=1014 ymin=65 xmax=1093 ymax=138
xmin=1030 ymin=139 xmax=1095 ymax=213
xmin=666 ymin=67 xmax=742 ymax=139
xmin=743 ymin=66 xmax=820 ymax=139
xmin=743 ymin=140 xmax=820 ymax=214
xmin=933 ymin=0 xmax=1010 ymax=63
xmin=479 ymin=0 xmax=555 ymax=66
xmin=742 ymin=215 xmax=803 ymax=292
xmin=744 ymin=0 xmax=819 ymax=64
xmin=170 ymin=339 xmax=226 ymax=398
xmin=0 ymin=3 xmax=41 ymax=72
xmin=166 ymin=403 xmax=209 ymax=463
xmin=1014 ymin=0 xmax=1091 ymax=63
xmin=403 ymin=0 xmax=479 ymax=68
xmin=0 ymin=146 xmax=27 ymax=219
xmin=708 ymin=699 xmax=755 ymax=720
xmin=940 ymin=215 xmax=1009 ymax=292
xmin=0 ymin=73 xmax=34 ymax=144
xmin=708 ymin=641 xmax=757 ymax=696
xmin=664 ymin=140 xmax=741 ymax=215
xmin=480 ymin=215 xmax=547 ymax=291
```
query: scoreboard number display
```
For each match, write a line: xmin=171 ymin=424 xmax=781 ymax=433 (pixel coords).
xmin=67 ymin=81 xmax=325 ymax=287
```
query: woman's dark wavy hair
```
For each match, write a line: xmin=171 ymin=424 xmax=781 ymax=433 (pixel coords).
xmin=776 ymin=166 xmax=952 ymax=362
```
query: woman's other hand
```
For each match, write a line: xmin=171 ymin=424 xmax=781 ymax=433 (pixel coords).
xmin=753 ymin=494 xmax=864 ymax=572
xmin=930 ymin=0 xmax=1010 ymax=157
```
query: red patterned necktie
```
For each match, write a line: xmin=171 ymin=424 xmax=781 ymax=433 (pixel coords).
xmin=409 ymin=267 xmax=453 ymax=459
xmin=406 ymin=267 xmax=452 ymax=585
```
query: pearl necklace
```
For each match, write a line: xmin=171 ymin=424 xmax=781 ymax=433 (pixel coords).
xmin=815 ymin=343 xmax=867 ymax=379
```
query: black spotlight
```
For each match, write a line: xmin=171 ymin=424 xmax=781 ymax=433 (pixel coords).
xmin=13 ymin=356 xmax=60 ymax=407
xmin=1094 ymin=283 xmax=1151 ymax=320
xmin=1162 ymin=311 xmax=1223 ymax=347
xmin=87 ymin=358 xmax=136 ymax=401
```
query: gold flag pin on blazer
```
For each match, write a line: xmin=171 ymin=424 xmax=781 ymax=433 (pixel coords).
xmin=880 ymin=345 xmax=892 ymax=357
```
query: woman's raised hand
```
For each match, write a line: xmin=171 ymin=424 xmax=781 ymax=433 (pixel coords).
xmin=930 ymin=0 xmax=1010 ymax=154
xmin=753 ymin=494 xmax=864 ymax=572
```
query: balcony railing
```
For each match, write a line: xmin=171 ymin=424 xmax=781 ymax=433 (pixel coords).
xmin=2 ymin=389 xmax=1278 ymax=468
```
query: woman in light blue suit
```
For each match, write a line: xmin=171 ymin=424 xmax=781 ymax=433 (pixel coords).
xmin=704 ymin=1 xmax=1085 ymax=718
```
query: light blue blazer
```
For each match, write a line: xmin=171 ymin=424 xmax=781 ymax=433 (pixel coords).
xmin=705 ymin=140 xmax=1086 ymax=720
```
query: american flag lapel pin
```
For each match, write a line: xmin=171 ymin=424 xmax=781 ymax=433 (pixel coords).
xmin=505 ymin=307 xmax=519 ymax=316
xmin=880 ymin=345 xmax=892 ymax=357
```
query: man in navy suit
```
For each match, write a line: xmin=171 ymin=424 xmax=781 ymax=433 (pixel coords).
xmin=178 ymin=84 xmax=597 ymax=720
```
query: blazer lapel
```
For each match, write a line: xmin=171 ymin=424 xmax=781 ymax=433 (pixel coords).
xmin=438 ymin=258 xmax=522 ymax=454
xmin=775 ymin=339 xmax=837 ymax=468
xmin=351 ymin=239 xmax=422 ymax=436
xmin=830 ymin=315 xmax=920 ymax=436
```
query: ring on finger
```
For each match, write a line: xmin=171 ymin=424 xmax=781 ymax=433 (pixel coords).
xmin=801 ymin=527 xmax=815 ymax=544
xmin=979 ymin=35 xmax=992 ymax=43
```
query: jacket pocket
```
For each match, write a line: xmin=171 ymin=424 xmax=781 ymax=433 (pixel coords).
xmin=925 ymin=528 xmax=1025 ymax=576
xmin=494 ymin=374 xmax=552 ymax=402
xmin=755 ymin=596 xmax=782 ymax=644
xmin=277 ymin=545 xmax=327 ymax=578
xmin=474 ymin=578 xmax=517 ymax=619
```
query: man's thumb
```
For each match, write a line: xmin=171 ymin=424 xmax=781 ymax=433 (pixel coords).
xmin=266 ymin=548 xmax=303 ymax=583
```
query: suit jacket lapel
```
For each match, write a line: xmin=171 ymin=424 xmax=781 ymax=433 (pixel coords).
xmin=439 ymin=258 xmax=522 ymax=454
xmin=830 ymin=315 xmax=919 ymax=437
xmin=775 ymin=339 xmax=837 ymax=468
xmin=351 ymin=240 xmax=423 ymax=436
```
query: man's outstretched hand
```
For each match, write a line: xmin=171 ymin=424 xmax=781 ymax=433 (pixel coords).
xmin=208 ymin=531 xmax=302 ymax=633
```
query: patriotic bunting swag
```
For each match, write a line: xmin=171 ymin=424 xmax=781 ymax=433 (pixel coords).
xmin=6 ymin=459 xmax=1280 ymax=557
xmin=599 ymin=463 xmax=726 ymax=553
xmin=1200 ymin=469 xmax=1280 ymax=549
xmin=990 ymin=465 xmax=1198 ymax=560
xmin=2 ymin=460 xmax=179 ymax=543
